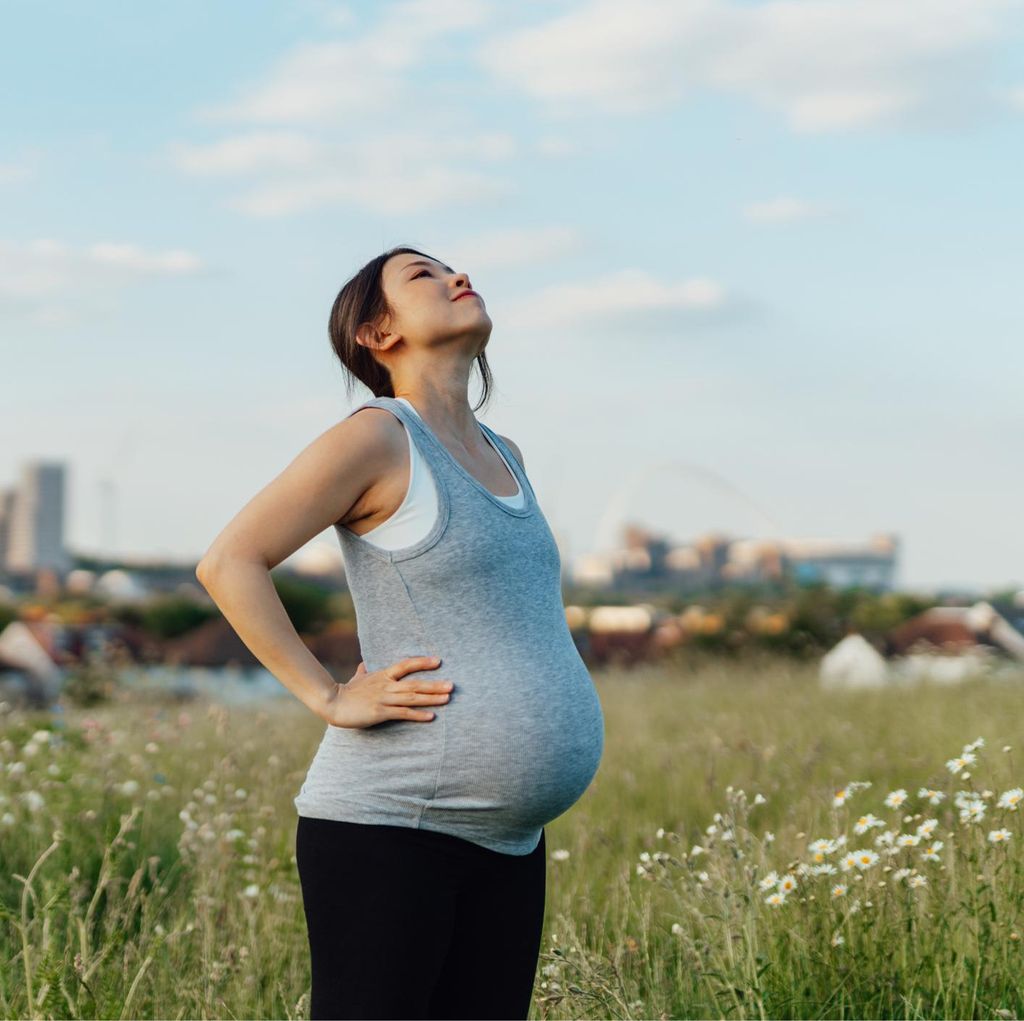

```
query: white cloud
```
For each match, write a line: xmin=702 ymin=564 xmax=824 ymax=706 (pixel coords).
xmin=475 ymin=0 xmax=1023 ymax=132
xmin=0 ymin=152 xmax=40 ymax=186
xmin=170 ymin=0 xmax=520 ymax=217
xmin=178 ymin=129 xmax=519 ymax=217
xmin=742 ymin=196 xmax=835 ymax=224
xmin=498 ymin=267 xmax=730 ymax=339
xmin=169 ymin=132 xmax=320 ymax=175
xmin=1007 ymin=85 xmax=1024 ymax=111
xmin=534 ymin=135 xmax=577 ymax=157
xmin=445 ymin=225 xmax=585 ymax=269
xmin=229 ymin=159 xmax=514 ymax=217
xmin=195 ymin=0 xmax=498 ymax=126
xmin=0 ymin=238 xmax=204 ymax=326
xmin=313 ymin=1 xmax=359 ymax=32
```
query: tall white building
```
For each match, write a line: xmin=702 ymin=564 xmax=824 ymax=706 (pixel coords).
xmin=4 ymin=461 xmax=70 ymax=574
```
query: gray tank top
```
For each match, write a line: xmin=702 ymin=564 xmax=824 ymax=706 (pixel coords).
xmin=293 ymin=395 xmax=605 ymax=854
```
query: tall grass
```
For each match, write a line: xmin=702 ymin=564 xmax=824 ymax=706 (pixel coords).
xmin=3 ymin=653 xmax=1024 ymax=1019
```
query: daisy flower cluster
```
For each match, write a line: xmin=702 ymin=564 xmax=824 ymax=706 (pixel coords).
xmin=636 ymin=736 xmax=1022 ymax=927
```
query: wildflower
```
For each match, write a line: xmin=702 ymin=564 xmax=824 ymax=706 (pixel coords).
xmin=946 ymin=753 xmax=976 ymax=774
xmin=764 ymin=891 xmax=786 ymax=907
xmin=697 ymin=871 xmax=709 ymax=883
xmin=753 ymin=793 xmax=767 ymax=806
xmin=671 ymin=923 xmax=683 ymax=935
xmin=907 ymin=874 xmax=927 ymax=889
xmin=21 ymin=791 xmax=45 ymax=812
xmin=830 ymin=932 xmax=845 ymax=946
xmin=706 ymin=823 xmax=718 ymax=836
xmin=765 ymin=831 xmax=775 ymax=843
xmin=854 ymin=849 xmax=880 ymax=869
xmin=778 ymin=873 xmax=798 ymax=894
xmin=551 ymin=849 xmax=571 ymax=861
xmin=853 ymin=814 xmax=885 ymax=835
xmin=885 ymin=789 xmax=908 ymax=809
xmin=988 ymin=829 xmax=1012 ymax=844
xmin=964 ymin=737 xmax=984 ymax=752
xmin=656 ymin=827 xmax=665 ymax=838
xmin=639 ymin=851 xmax=651 ymax=863
xmin=997 ymin=788 xmax=1023 ymax=811
xmin=833 ymin=780 xmax=873 ymax=807
xmin=916 ymin=818 xmax=939 ymax=838
xmin=918 ymin=788 xmax=945 ymax=806
xmin=893 ymin=868 xmax=912 ymax=882
xmin=896 ymin=834 xmax=922 ymax=848
xmin=689 ymin=844 xmax=705 ymax=857
xmin=720 ymin=828 xmax=734 ymax=842
xmin=811 ymin=863 xmax=838 ymax=875
xmin=959 ymin=801 xmax=986 ymax=824
xmin=242 ymin=884 xmax=260 ymax=898
xmin=758 ymin=870 xmax=780 ymax=892
xmin=831 ymin=883 xmax=848 ymax=898
xmin=808 ymin=837 xmax=835 ymax=857
xmin=840 ymin=851 xmax=859 ymax=872
xmin=921 ymin=841 xmax=944 ymax=862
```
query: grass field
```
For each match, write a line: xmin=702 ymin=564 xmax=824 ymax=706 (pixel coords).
xmin=4 ymin=652 xmax=1024 ymax=1019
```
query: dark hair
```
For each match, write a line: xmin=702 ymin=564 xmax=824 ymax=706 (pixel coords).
xmin=328 ymin=244 xmax=494 ymax=412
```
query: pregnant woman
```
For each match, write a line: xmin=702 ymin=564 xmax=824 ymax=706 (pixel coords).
xmin=196 ymin=246 xmax=605 ymax=1019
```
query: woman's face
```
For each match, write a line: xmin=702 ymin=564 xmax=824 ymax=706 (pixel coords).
xmin=378 ymin=252 xmax=491 ymax=354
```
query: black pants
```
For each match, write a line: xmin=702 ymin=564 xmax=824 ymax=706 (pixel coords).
xmin=295 ymin=816 xmax=547 ymax=1020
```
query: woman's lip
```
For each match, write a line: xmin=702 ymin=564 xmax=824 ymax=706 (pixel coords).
xmin=454 ymin=291 xmax=480 ymax=301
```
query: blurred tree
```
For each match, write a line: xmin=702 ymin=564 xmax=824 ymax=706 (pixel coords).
xmin=139 ymin=596 xmax=219 ymax=640
xmin=270 ymin=573 xmax=334 ymax=634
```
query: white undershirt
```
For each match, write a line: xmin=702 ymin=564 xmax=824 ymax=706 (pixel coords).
xmin=358 ymin=397 xmax=524 ymax=550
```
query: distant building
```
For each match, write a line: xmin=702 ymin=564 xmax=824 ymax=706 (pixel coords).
xmin=573 ymin=528 xmax=899 ymax=592
xmin=3 ymin=461 xmax=70 ymax=576
xmin=0 ymin=488 xmax=15 ymax=566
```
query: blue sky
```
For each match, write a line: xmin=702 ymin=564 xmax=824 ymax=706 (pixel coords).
xmin=3 ymin=0 xmax=1022 ymax=592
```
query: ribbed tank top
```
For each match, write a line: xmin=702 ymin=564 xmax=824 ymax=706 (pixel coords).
xmin=293 ymin=395 xmax=605 ymax=854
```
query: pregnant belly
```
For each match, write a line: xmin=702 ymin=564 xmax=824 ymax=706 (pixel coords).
xmin=431 ymin=660 xmax=606 ymax=828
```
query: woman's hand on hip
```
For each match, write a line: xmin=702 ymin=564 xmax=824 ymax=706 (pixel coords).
xmin=320 ymin=656 xmax=453 ymax=728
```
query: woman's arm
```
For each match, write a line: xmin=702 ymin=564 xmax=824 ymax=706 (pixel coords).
xmin=195 ymin=408 xmax=404 ymax=721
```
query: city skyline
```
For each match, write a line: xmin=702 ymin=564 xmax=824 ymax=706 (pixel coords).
xmin=0 ymin=455 xmax=1005 ymax=601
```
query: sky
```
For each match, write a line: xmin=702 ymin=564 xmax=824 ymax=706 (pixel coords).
xmin=3 ymin=0 xmax=1022 ymax=593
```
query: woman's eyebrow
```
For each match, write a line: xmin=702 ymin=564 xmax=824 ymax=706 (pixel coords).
xmin=404 ymin=260 xmax=455 ymax=276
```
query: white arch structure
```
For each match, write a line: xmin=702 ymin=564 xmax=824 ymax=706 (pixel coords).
xmin=592 ymin=459 xmax=784 ymax=554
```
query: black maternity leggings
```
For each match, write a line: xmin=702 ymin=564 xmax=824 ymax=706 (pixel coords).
xmin=295 ymin=816 xmax=547 ymax=1020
